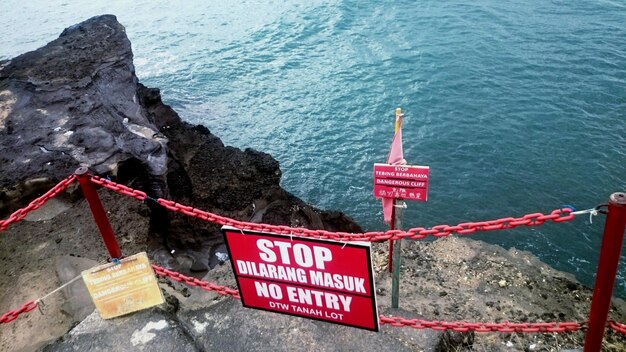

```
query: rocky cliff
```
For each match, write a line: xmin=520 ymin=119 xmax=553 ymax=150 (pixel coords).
xmin=0 ymin=14 xmax=362 ymax=272
xmin=0 ymin=15 xmax=166 ymax=207
xmin=1 ymin=15 xmax=625 ymax=352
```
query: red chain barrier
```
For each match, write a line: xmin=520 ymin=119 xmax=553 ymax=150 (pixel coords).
xmin=156 ymin=200 xmax=576 ymax=242
xmin=3 ymin=265 xmax=625 ymax=336
xmin=152 ymin=264 xmax=240 ymax=299
xmin=152 ymin=266 xmax=592 ymax=334
xmin=1 ymin=174 xmax=624 ymax=340
xmin=89 ymin=176 xmax=576 ymax=242
xmin=377 ymin=315 xmax=582 ymax=333
xmin=0 ymin=175 xmax=76 ymax=232
xmin=0 ymin=301 xmax=37 ymax=324
xmin=609 ymin=321 xmax=626 ymax=335
xmin=89 ymin=176 xmax=147 ymax=201
xmin=162 ymin=202 xmax=577 ymax=242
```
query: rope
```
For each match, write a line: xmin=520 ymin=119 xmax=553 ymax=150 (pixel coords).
xmin=36 ymin=275 xmax=83 ymax=304
xmin=571 ymin=208 xmax=602 ymax=224
xmin=1 ymin=260 xmax=105 ymax=324
xmin=0 ymin=276 xmax=82 ymax=324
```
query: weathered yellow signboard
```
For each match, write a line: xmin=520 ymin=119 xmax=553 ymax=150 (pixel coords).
xmin=82 ymin=252 xmax=164 ymax=319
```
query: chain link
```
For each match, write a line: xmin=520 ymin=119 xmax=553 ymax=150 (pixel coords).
xmin=0 ymin=301 xmax=37 ymax=324
xmin=151 ymin=264 xmax=240 ymax=298
xmin=609 ymin=321 xmax=626 ymax=335
xmin=88 ymin=176 xmax=579 ymax=242
xmin=89 ymin=176 xmax=147 ymax=201
xmin=152 ymin=268 xmax=597 ymax=334
xmin=152 ymin=265 xmax=590 ymax=334
xmin=158 ymin=198 xmax=575 ymax=242
xmin=0 ymin=175 xmax=76 ymax=232
xmin=377 ymin=316 xmax=582 ymax=333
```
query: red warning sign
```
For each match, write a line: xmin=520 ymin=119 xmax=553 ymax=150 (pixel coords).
xmin=373 ymin=163 xmax=430 ymax=201
xmin=222 ymin=226 xmax=379 ymax=331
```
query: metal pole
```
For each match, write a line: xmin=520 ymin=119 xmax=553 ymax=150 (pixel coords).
xmin=74 ymin=167 xmax=122 ymax=259
xmin=389 ymin=107 xmax=404 ymax=308
xmin=388 ymin=107 xmax=404 ymax=273
xmin=387 ymin=205 xmax=395 ymax=273
xmin=584 ymin=192 xmax=626 ymax=352
xmin=391 ymin=200 xmax=404 ymax=308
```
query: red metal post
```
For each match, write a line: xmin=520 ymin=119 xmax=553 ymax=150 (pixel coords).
xmin=74 ymin=167 xmax=122 ymax=259
xmin=584 ymin=192 xmax=626 ymax=352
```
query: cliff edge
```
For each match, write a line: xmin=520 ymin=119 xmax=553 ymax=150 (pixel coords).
xmin=1 ymin=15 xmax=625 ymax=352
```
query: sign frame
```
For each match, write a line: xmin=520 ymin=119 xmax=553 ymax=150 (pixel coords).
xmin=222 ymin=226 xmax=379 ymax=331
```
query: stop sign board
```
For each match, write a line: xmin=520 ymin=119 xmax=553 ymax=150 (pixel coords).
xmin=222 ymin=226 xmax=379 ymax=331
xmin=374 ymin=163 xmax=430 ymax=201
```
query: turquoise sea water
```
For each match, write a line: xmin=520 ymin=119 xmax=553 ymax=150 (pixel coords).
xmin=1 ymin=1 xmax=625 ymax=293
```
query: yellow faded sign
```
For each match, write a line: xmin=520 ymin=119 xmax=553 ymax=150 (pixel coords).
xmin=82 ymin=252 xmax=164 ymax=319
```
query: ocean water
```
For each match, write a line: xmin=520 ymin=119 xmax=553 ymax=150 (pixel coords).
xmin=1 ymin=1 xmax=625 ymax=294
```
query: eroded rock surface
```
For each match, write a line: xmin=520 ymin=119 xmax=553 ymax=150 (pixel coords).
xmin=42 ymin=300 xmax=449 ymax=352
xmin=0 ymin=14 xmax=168 ymax=215
xmin=42 ymin=309 xmax=198 ymax=352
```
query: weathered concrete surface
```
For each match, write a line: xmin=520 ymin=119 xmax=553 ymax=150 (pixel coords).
xmin=0 ymin=192 xmax=151 ymax=352
xmin=41 ymin=298 xmax=449 ymax=352
xmin=41 ymin=309 xmax=198 ymax=352
xmin=382 ymin=307 xmax=465 ymax=352
xmin=176 ymin=299 xmax=445 ymax=352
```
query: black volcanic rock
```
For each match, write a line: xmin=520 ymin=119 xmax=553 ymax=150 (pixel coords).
xmin=137 ymin=85 xmax=363 ymax=270
xmin=0 ymin=15 xmax=167 ymax=214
